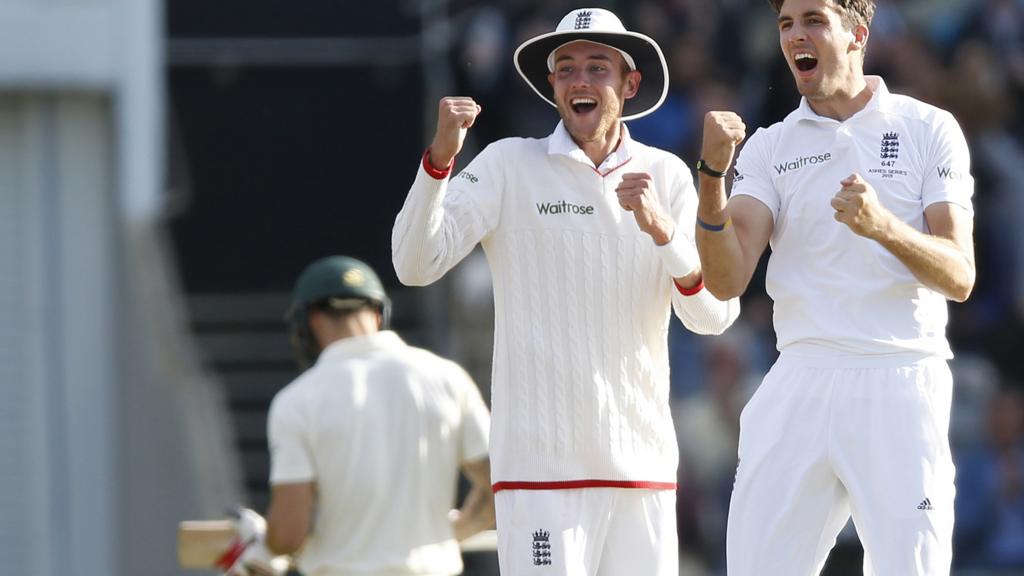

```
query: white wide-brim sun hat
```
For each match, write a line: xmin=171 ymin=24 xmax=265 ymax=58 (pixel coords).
xmin=513 ymin=8 xmax=669 ymax=121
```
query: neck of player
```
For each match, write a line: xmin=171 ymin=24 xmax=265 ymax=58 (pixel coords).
xmin=806 ymin=72 xmax=873 ymax=122
xmin=575 ymin=120 xmax=623 ymax=168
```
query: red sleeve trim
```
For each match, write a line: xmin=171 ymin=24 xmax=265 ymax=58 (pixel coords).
xmin=491 ymin=479 xmax=677 ymax=493
xmin=422 ymin=148 xmax=454 ymax=180
xmin=674 ymin=276 xmax=704 ymax=296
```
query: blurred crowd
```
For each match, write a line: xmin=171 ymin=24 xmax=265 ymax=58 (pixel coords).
xmin=439 ymin=0 xmax=1024 ymax=573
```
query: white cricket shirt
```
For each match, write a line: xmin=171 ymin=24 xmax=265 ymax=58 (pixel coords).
xmin=732 ymin=76 xmax=974 ymax=358
xmin=268 ymin=331 xmax=490 ymax=576
xmin=393 ymin=122 xmax=739 ymax=489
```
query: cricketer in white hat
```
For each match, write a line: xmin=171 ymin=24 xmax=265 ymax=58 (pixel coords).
xmin=396 ymin=8 xmax=741 ymax=575
xmin=514 ymin=7 xmax=669 ymax=121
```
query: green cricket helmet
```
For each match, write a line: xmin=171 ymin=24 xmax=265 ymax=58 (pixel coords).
xmin=285 ymin=255 xmax=391 ymax=368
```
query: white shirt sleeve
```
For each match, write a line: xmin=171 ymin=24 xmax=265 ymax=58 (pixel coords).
xmin=392 ymin=145 xmax=504 ymax=286
xmin=670 ymin=284 xmax=741 ymax=335
xmin=730 ymin=128 xmax=780 ymax=221
xmin=267 ymin=392 xmax=316 ymax=484
xmin=450 ymin=362 xmax=490 ymax=464
xmin=922 ymin=111 xmax=974 ymax=213
xmin=663 ymin=158 xmax=740 ymax=335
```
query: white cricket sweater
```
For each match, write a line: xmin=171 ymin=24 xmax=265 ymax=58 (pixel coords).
xmin=393 ymin=122 xmax=739 ymax=488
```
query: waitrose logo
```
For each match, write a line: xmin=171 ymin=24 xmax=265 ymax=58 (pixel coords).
xmin=536 ymin=200 xmax=595 ymax=215
xmin=936 ymin=166 xmax=965 ymax=181
xmin=775 ymin=152 xmax=832 ymax=175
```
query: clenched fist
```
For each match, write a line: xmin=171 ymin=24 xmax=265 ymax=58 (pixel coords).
xmin=831 ymin=173 xmax=894 ymax=239
xmin=616 ymin=173 xmax=673 ymax=245
xmin=700 ymin=111 xmax=747 ymax=176
xmin=429 ymin=97 xmax=482 ymax=170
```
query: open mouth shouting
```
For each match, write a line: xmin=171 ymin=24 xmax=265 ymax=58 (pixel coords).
xmin=570 ymin=96 xmax=599 ymax=115
xmin=794 ymin=52 xmax=819 ymax=75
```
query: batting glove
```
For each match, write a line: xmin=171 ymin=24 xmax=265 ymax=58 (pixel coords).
xmin=216 ymin=507 xmax=290 ymax=576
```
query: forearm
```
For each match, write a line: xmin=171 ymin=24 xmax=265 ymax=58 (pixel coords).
xmin=452 ymin=457 xmax=495 ymax=541
xmin=451 ymin=484 xmax=496 ymax=541
xmin=651 ymin=224 xmax=702 ymax=290
xmin=619 ymin=174 xmax=704 ymax=291
xmin=265 ymin=526 xmax=300 ymax=557
xmin=263 ymin=482 xmax=315 ymax=555
xmin=873 ymin=217 xmax=975 ymax=302
xmin=647 ymin=216 xmax=738 ymax=331
xmin=392 ymin=166 xmax=459 ymax=286
xmin=695 ymin=175 xmax=754 ymax=299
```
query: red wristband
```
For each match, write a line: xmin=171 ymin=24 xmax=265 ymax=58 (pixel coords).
xmin=422 ymin=149 xmax=454 ymax=180
xmin=674 ymin=276 xmax=704 ymax=296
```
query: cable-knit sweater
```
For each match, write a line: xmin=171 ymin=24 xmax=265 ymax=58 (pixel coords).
xmin=393 ymin=122 xmax=739 ymax=489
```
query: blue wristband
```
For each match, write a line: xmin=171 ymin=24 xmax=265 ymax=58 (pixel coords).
xmin=696 ymin=216 xmax=731 ymax=232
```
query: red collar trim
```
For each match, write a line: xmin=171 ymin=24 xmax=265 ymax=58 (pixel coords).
xmin=593 ymin=156 xmax=633 ymax=177
xmin=592 ymin=131 xmax=631 ymax=176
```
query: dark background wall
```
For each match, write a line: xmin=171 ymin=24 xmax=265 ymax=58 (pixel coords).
xmin=167 ymin=0 xmax=424 ymax=293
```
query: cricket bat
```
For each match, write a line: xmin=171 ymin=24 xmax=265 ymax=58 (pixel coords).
xmin=177 ymin=518 xmax=498 ymax=569
xmin=177 ymin=519 xmax=240 ymax=568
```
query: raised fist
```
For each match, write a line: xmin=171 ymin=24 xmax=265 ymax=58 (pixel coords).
xmin=428 ymin=97 xmax=482 ymax=170
xmin=700 ymin=111 xmax=747 ymax=176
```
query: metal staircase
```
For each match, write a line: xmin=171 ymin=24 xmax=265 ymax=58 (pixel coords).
xmin=188 ymin=292 xmax=296 ymax=511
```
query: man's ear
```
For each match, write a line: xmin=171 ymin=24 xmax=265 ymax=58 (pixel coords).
xmin=850 ymin=24 xmax=869 ymax=50
xmin=307 ymin=309 xmax=326 ymax=344
xmin=624 ymin=70 xmax=642 ymax=100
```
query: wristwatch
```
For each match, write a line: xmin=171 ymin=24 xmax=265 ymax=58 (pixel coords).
xmin=696 ymin=159 xmax=727 ymax=178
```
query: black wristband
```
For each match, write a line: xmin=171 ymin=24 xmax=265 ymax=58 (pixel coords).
xmin=696 ymin=159 xmax=727 ymax=178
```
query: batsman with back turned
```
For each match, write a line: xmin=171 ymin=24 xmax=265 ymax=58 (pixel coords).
xmin=222 ymin=255 xmax=494 ymax=576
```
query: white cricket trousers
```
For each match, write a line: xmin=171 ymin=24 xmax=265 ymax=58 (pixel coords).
xmin=495 ymin=488 xmax=678 ymax=576
xmin=726 ymin=353 xmax=955 ymax=575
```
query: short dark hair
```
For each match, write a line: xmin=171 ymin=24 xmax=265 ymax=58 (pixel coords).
xmin=768 ymin=0 xmax=875 ymax=30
